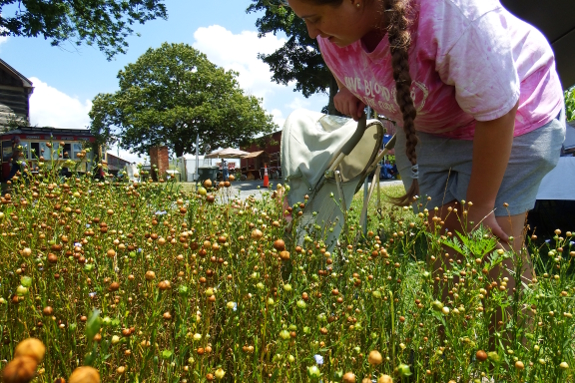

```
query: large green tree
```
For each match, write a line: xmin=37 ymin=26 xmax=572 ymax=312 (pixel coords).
xmin=246 ymin=0 xmax=339 ymax=114
xmin=89 ymin=42 xmax=277 ymax=157
xmin=0 ymin=0 xmax=167 ymax=59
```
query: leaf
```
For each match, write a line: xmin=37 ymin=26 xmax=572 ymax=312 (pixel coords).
xmin=85 ymin=309 xmax=101 ymax=340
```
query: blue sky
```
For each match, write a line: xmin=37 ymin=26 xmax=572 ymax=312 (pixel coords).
xmin=0 ymin=1 xmax=327 ymax=162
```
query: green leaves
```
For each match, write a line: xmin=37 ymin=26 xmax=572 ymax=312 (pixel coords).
xmin=85 ymin=309 xmax=102 ymax=340
xmin=565 ymin=87 xmax=575 ymax=122
xmin=247 ymin=0 xmax=336 ymax=111
xmin=0 ymin=0 xmax=167 ymax=59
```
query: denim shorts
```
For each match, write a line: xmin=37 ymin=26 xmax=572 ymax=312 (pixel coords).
xmin=395 ymin=113 xmax=566 ymax=216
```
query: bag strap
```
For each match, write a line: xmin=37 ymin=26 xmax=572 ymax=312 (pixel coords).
xmin=359 ymin=133 xmax=397 ymax=237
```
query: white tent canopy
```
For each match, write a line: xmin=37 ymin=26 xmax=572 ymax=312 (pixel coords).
xmin=205 ymin=147 xmax=250 ymax=159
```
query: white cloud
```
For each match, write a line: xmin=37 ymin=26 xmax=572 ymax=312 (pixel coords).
xmin=192 ymin=25 xmax=328 ymax=128
xmin=192 ymin=25 xmax=285 ymax=101
xmin=270 ymin=108 xmax=285 ymax=129
xmin=28 ymin=77 xmax=92 ymax=129
xmin=0 ymin=36 xmax=8 ymax=45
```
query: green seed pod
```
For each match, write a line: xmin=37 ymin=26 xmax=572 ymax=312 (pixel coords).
xmin=431 ymin=300 xmax=444 ymax=312
xmin=16 ymin=285 xmax=29 ymax=296
xmin=20 ymin=276 xmax=32 ymax=287
xmin=307 ymin=365 xmax=322 ymax=379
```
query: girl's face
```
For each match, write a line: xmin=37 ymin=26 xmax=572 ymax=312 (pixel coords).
xmin=288 ymin=0 xmax=381 ymax=47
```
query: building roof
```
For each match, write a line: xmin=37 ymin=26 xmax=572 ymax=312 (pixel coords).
xmin=0 ymin=58 xmax=33 ymax=89
xmin=106 ymin=152 xmax=133 ymax=164
xmin=0 ymin=126 xmax=94 ymax=138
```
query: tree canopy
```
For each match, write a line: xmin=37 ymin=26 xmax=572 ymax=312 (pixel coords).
xmin=0 ymin=0 xmax=167 ymax=59
xmin=246 ymin=0 xmax=338 ymax=114
xmin=89 ymin=42 xmax=277 ymax=158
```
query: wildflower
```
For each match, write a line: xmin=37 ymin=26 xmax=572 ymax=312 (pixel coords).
xmin=314 ymin=354 xmax=324 ymax=365
xmin=89 ymin=292 xmax=97 ymax=298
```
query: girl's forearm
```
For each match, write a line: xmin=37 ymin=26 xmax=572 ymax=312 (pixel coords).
xmin=466 ymin=103 xmax=518 ymax=208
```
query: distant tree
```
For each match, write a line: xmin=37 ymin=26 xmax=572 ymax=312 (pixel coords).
xmin=89 ymin=42 xmax=277 ymax=157
xmin=246 ymin=0 xmax=339 ymax=115
xmin=0 ymin=0 xmax=167 ymax=59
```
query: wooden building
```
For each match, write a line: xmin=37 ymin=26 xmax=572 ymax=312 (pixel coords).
xmin=104 ymin=152 xmax=133 ymax=176
xmin=0 ymin=127 xmax=96 ymax=181
xmin=0 ymin=59 xmax=33 ymax=130
xmin=240 ymin=131 xmax=282 ymax=180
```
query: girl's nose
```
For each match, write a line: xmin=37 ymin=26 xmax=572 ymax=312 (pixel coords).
xmin=305 ymin=23 xmax=320 ymax=39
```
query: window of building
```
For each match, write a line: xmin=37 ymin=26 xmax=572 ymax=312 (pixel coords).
xmin=2 ymin=141 xmax=12 ymax=162
xmin=61 ymin=143 xmax=72 ymax=159
xmin=30 ymin=143 xmax=40 ymax=159
xmin=72 ymin=143 xmax=83 ymax=159
xmin=19 ymin=142 xmax=29 ymax=159
xmin=39 ymin=142 xmax=59 ymax=160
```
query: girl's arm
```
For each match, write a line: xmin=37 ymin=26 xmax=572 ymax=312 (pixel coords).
xmin=465 ymin=102 xmax=519 ymax=240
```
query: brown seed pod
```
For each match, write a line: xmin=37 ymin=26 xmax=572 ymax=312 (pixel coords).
xmin=145 ymin=271 xmax=156 ymax=281
xmin=273 ymin=239 xmax=285 ymax=251
xmin=343 ymin=372 xmax=356 ymax=383
xmin=14 ymin=338 xmax=46 ymax=363
xmin=42 ymin=306 xmax=54 ymax=316
xmin=476 ymin=350 xmax=488 ymax=362
xmin=251 ymin=229 xmax=263 ymax=240
xmin=108 ymin=282 xmax=120 ymax=291
xmin=68 ymin=366 xmax=101 ymax=383
xmin=378 ymin=375 xmax=393 ymax=383
xmin=2 ymin=356 xmax=38 ymax=383
xmin=157 ymin=280 xmax=171 ymax=290
xmin=368 ymin=350 xmax=383 ymax=365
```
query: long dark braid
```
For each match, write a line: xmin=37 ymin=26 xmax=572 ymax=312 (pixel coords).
xmin=386 ymin=0 xmax=419 ymax=206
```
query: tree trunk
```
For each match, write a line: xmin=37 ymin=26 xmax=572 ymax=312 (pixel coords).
xmin=174 ymin=144 xmax=184 ymax=158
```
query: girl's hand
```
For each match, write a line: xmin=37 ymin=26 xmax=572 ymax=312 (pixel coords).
xmin=466 ymin=204 xmax=509 ymax=244
xmin=334 ymin=87 xmax=365 ymax=120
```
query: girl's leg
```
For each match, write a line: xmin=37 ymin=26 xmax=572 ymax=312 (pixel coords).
xmin=430 ymin=201 xmax=533 ymax=348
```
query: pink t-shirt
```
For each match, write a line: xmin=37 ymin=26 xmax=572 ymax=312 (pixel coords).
xmin=318 ymin=0 xmax=564 ymax=139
